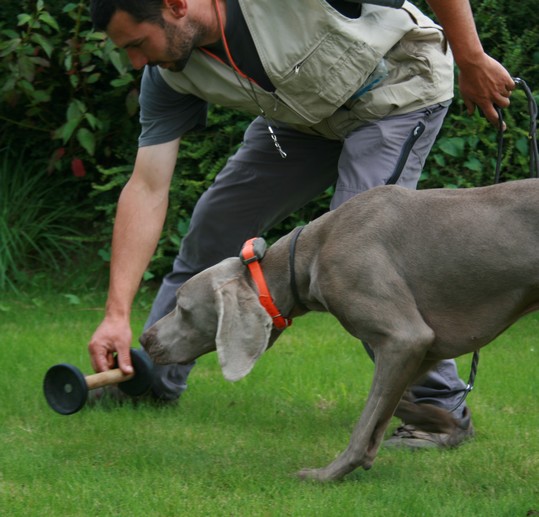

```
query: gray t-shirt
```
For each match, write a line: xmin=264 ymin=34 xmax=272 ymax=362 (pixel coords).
xmin=138 ymin=68 xmax=208 ymax=147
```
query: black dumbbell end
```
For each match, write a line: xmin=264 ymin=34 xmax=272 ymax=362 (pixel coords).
xmin=43 ymin=364 xmax=88 ymax=415
xmin=117 ymin=348 xmax=154 ymax=397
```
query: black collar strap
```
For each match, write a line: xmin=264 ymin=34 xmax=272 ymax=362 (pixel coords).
xmin=289 ymin=226 xmax=308 ymax=311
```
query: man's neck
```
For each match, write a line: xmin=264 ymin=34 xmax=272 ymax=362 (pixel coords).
xmin=196 ymin=0 xmax=227 ymax=47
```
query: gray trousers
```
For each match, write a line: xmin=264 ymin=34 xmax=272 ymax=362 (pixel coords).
xmin=143 ymin=103 xmax=469 ymax=419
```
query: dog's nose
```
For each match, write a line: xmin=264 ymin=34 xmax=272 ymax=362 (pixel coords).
xmin=139 ymin=327 xmax=157 ymax=354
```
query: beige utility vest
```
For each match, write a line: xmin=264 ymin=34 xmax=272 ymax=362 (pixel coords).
xmin=160 ymin=0 xmax=454 ymax=140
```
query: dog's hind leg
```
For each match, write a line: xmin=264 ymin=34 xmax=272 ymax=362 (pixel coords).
xmin=298 ymin=325 xmax=435 ymax=482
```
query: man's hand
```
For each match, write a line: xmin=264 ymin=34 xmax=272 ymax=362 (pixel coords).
xmin=457 ymin=53 xmax=516 ymax=129
xmin=425 ymin=0 xmax=516 ymax=130
xmin=88 ymin=316 xmax=134 ymax=375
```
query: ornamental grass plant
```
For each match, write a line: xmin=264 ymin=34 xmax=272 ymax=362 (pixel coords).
xmin=0 ymin=154 xmax=88 ymax=291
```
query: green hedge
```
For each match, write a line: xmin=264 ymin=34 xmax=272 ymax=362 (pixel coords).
xmin=0 ymin=1 xmax=537 ymax=287
xmin=415 ymin=0 xmax=539 ymax=189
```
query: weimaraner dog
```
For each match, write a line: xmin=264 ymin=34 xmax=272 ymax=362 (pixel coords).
xmin=141 ymin=178 xmax=539 ymax=482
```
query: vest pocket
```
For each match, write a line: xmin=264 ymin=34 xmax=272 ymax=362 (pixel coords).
xmin=316 ymin=40 xmax=379 ymax=106
xmin=276 ymin=33 xmax=380 ymax=125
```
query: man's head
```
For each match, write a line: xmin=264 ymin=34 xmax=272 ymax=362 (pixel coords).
xmin=90 ymin=0 xmax=165 ymax=32
xmin=91 ymin=0 xmax=215 ymax=72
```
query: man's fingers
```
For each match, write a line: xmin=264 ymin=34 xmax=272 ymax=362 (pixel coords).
xmin=462 ymin=96 xmax=509 ymax=130
xmin=89 ymin=347 xmax=133 ymax=375
xmin=116 ymin=347 xmax=134 ymax=376
xmin=463 ymin=98 xmax=475 ymax=116
xmin=88 ymin=345 xmax=111 ymax=373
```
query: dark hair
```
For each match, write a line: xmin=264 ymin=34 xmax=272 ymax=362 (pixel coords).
xmin=90 ymin=0 xmax=165 ymax=31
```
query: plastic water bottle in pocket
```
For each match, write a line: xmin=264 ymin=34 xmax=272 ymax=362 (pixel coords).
xmin=349 ymin=59 xmax=389 ymax=101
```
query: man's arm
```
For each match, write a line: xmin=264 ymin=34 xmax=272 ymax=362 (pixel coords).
xmin=426 ymin=0 xmax=515 ymax=127
xmin=88 ymin=138 xmax=180 ymax=374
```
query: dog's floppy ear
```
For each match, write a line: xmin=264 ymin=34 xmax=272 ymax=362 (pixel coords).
xmin=214 ymin=276 xmax=273 ymax=381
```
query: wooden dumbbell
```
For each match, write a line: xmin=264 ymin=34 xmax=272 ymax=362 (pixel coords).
xmin=43 ymin=348 xmax=154 ymax=415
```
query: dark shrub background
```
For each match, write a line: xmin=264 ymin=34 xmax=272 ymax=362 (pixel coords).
xmin=0 ymin=1 xmax=537 ymax=288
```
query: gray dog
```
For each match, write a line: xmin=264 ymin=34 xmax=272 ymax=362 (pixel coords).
xmin=141 ymin=178 xmax=539 ymax=482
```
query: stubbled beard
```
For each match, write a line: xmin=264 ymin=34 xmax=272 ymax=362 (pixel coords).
xmin=149 ymin=19 xmax=206 ymax=72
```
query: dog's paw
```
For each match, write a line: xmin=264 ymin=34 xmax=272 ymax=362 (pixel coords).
xmin=297 ymin=467 xmax=326 ymax=482
xmin=297 ymin=467 xmax=339 ymax=483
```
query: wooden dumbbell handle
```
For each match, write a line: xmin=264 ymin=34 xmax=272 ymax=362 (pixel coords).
xmin=85 ymin=368 xmax=135 ymax=390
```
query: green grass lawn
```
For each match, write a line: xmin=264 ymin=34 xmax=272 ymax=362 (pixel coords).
xmin=0 ymin=288 xmax=537 ymax=516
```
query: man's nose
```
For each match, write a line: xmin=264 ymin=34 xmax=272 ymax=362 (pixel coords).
xmin=125 ymin=48 xmax=148 ymax=70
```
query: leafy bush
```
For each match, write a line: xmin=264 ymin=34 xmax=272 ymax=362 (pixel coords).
xmin=419 ymin=89 xmax=537 ymax=189
xmin=91 ymin=106 xmax=252 ymax=279
xmin=416 ymin=0 xmax=539 ymax=189
xmin=0 ymin=1 xmax=537 ymax=286
xmin=0 ymin=1 xmax=139 ymax=178
xmin=0 ymin=1 xmax=143 ymax=287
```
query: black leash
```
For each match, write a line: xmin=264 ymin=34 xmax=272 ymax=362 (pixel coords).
xmin=449 ymin=349 xmax=480 ymax=413
xmin=289 ymin=226 xmax=308 ymax=312
xmin=452 ymin=77 xmax=538 ymax=413
xmin=494 ymin=77 xmax=539 ymax=184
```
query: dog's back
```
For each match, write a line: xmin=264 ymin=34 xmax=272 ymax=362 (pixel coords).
xmin=301 ymin=179 xmax=539 ymax=359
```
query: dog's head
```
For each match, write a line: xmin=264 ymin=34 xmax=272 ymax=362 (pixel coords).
xmin=140 ymin=258 xmax=275 ymax=381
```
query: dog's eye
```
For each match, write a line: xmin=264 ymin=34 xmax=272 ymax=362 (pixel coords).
xmin=177 ymin=294 xmax=191 ymax=312
xmin=177 ymin=296 xmax=196 ymax=321
xmin=177 ymin=303 xmax=191 ymax=316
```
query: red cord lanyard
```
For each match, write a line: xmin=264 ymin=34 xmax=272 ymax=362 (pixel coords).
xmin=201 ymin=0 xmax=288 ymax=159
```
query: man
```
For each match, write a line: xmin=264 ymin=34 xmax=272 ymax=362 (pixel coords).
xmin=88 ymin=0 xmax=514 ymax=448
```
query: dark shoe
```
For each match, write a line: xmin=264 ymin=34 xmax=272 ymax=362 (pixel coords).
xmin=385 ymin=407 xmax=475 ymax=449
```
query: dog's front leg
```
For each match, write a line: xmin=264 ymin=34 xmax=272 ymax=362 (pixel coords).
xmin=298 ymin=332 xmax=434 ymax=482
xmin=297 ymin=397 xmax=398 ymax=481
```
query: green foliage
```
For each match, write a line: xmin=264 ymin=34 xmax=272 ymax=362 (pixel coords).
xmin=420 ymin=90 xmax=537 ymax=188
xmin=0 ymin=152 xmax=89 ymax=291
xmin=0 ymin=1 xmax=141 ymax=287
xmin=90 ymin=106 xmax=252 ymax=278
xmin=416 ymin=0 xmax=539 ymax=188
xmin=0 ymin=1 xmax=537 ymax=286
xmin=0 ymin=1 xmax=139 ymax=177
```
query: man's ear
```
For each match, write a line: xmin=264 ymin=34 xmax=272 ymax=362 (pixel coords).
xmin=214 ymin=276 xmax=273 ymax=382
xmin=164 ymin=0 xmax=187 ymax=18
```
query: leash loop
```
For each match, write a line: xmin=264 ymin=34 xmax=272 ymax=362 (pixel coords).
xmin=494 ymin=77 xmax=538 ymax=183
xmin=459 ymin=77 xmax=536 ymax=411
xmin=449 ymin=350 xmax=480 ymax=413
